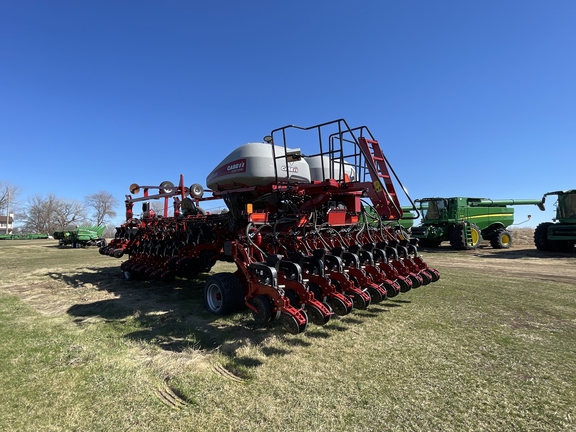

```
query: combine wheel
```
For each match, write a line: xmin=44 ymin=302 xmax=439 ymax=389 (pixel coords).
xmin=281 ymin=310 xmax=308 ymax=334
xmin=469 ymin=224 xmax=482 ymax=248
xmin=203 ymin=273 xmax=245 ymax=315
xmin=490 ymin=228 xmax=513 ymax=249
xmin=449 ymin=224 xmax=481 ymax=250
xmin=534 ymin=223 xmax=552 ymax=251
xmin=250 ymin=295 xmax=273 ymax=325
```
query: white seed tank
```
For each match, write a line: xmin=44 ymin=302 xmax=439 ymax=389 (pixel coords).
xmin=206 ymin=143 xmax=312 ymax=190
xmin=304 ymin=156 xmax=357 ymax=182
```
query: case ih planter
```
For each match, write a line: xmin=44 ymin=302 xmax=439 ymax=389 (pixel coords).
xmin=100 ymin=119 xmax=439 ymax=333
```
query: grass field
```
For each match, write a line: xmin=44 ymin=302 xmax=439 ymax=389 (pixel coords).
xmin=0 ymin=236 xmax=575 ymax=431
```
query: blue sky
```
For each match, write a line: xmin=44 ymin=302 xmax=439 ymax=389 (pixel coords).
xmin=1 ymin=0 xmax=575 ymax=228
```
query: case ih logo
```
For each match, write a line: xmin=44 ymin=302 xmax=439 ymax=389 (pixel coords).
xmin=227 ymin=160 xmax=246 ymax=172
xmin=281 ymin=164 xmax=299 ymax=173
xmin=208 ymin=158 xmax=247 ymax=182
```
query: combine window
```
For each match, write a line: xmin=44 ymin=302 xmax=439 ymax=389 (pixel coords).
xmin=558 ymin=192 xmax=576 ymax=219
xmin=422 ymin=199 xmax=446 ymax=220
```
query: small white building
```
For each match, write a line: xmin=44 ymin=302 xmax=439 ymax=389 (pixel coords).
xmin=0 ymin=214 xmax=14 ymax=234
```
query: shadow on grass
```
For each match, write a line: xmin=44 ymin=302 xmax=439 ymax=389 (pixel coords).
xmin=477 ymin=248 xmax=576 ymax=260
xmin=388 ymin=298 xmax=412 ymax=304
xmin=54 ymin=264 xmax=411 ymax=371
xmin=418 ymin=244 xmax=575 ymax=259
xmin=54 ymin=266 xmax=309 ymax=370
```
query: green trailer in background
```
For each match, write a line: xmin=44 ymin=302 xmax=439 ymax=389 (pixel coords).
xmin=410 ymin=197 xmax=545 ymax=250
xmin=534 ymin=189 xmax=576 ymax=252
xmin=53 ymin=225 xmax=107 ymax=248
xmin=0 ymin=233 xmax=49 ymax=240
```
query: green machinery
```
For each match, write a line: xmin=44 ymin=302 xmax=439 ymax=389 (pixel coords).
xmin=410 ymin=197 xmax=545 ymax=250
xmin=361 ymin=204 xmax=418 ymax=231
xmin=0 ymin=233 xmax=49 ymax=240
xmin=534 ymin=190 xmax=576 ymax=252
xmin=53 ymin=225 xmax=107 ymax=248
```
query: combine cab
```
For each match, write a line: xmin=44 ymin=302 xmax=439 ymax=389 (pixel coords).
xmin=101 ymin=119 xmax=440 ymax=333
xmin=410 ymin=197 xmax=545 ymax=250
xmin=534 ymin=190 xmax=576 ymax=252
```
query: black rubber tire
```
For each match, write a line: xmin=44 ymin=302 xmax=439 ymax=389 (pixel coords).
xmin=251 ymin=295 xmax=273 ymax=325
xmin=281 ymin=310 xmax=308 ymax=334
xmin=449 ymin=224 xmax=481 ymax=250
xmin=490 ymin=228 xmax=513 ymax=249
xmin=383 ymin=281 xmax=400 ymax=297
xmin=159 ymin=180 xmax=175 ymax=194
xmin=534 ymin=223 xmax=552 ymax=251
xmin=203 ymin=273 xmax=245 ymax=315
xmin=397 ymin=277 xmax=412 ymax=293
xmin=408 ymin=274 xmax=422 ymax=289
xmin=307 ymin=303 xmax=330 ymax=326
xmin=419 ymin=271 xmax=432 ymax=285
xmin=189 ymin=183 xmax=204 ymax=199
xmin=326 ymin=296 xmax=350 ymax=316
xmin=352 ymin=292 xmax=370 ymax=310
xmin=367 ymin=286 xmax=385 ymax=303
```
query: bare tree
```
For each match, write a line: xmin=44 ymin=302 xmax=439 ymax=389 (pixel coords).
xmin=0 ymin=181 xmax=20 ymax=215
xmin=53 ymin=198 xmax=87 ymax=229
xmin=85 ymin=191 xmax=118 ymax=226
xmin=21 ymin=194 xmax=87 ymax=234
xmin=21 ymin=194 xmax=56 ymax=233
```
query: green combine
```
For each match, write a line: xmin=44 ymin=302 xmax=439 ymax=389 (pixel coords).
xmin=53 ymin=225 xmax=107 ymax=248
xmin=410 ymin=197 xmax=545 ymax=250
xmin=534 ymin=190 xmax=576 ymax=252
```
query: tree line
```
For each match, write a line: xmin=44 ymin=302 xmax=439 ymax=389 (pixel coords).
xmin=0 ymin=181 xmax=118 ymax=235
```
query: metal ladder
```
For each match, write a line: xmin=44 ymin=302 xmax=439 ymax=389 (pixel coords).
xmin=357 ymin=137 xmax=402 ymax=220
